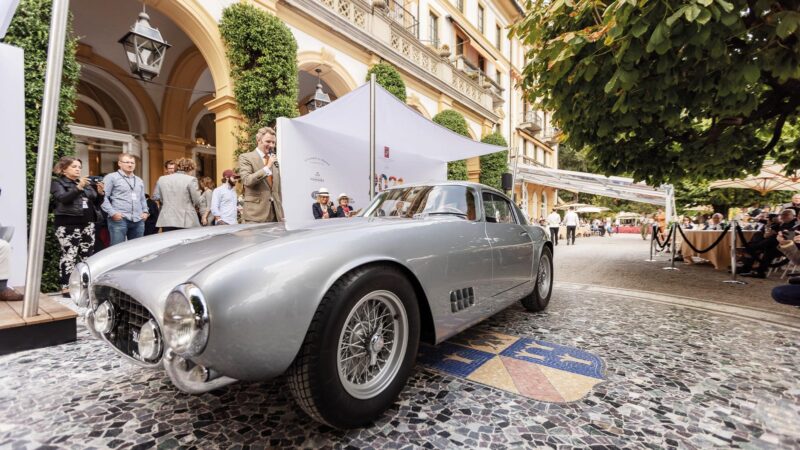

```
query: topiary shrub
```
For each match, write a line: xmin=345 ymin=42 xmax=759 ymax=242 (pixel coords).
xmin=220 ymin=2 xmax=299 ymax=156
xmin=479 ymin=132 xmax=508 ymax=190
xmin=4 ymin=0 xmax=80 ymax=292
xmin=432 ymin=110 xmax=469 ymax=180
xmin=366 ymin=63 xmax=406 ymax=102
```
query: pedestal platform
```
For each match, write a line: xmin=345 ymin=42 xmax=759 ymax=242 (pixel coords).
xmin=0 ymin=292 xmax=77 ymax=355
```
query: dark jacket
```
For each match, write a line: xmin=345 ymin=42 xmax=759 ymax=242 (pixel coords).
xmin=312 ymin=202 xmax=336 ymax=219
xmin=50 ymin=176 xmax=104 ymax=222
xmin=336 ymin=205 xmax=354 ymax=218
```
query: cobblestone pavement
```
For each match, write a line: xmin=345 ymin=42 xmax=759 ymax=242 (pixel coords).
xmin=553 ymin=233 xmax=800 ymax=317
xmin=2 ymin=286 xmax=799 ymax=449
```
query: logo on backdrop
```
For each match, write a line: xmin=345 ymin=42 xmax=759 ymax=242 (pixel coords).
xmin=418 ymin=329 xmax=606 ymax=402
xmin=384 ymin=146 xmax=390 ymax=158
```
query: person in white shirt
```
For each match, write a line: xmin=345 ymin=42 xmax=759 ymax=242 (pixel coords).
xmin=564 ymin=207 xmax=580 ymax=245
xmin=546 ymin=210 xmax=562 ymax=245
xmin=211 ymin=169 xmax=240 ymax=225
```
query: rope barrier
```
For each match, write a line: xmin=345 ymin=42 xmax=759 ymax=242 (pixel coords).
xmin=675 ymin=224 xmax=731 ymax=254
xmin=735 ymin=225 xmax=752 ymax=248
xmin=653 ymin=224 xmax=674 ymax=250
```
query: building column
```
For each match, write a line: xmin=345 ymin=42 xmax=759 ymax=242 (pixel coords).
xmin=206 ymin=95 xmax=243 ymax=183
xmin=144 ymin=134 xmax=163 ymax=190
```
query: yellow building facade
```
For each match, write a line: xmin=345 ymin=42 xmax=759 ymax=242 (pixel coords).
xmin=68 ymin=0 xmax=558 ymax=218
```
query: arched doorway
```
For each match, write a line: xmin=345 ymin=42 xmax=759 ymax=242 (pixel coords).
xmin=297 ymin=62 xmax=356 ymax=115
xmin=69 ymin=0 xmax=233 ymax=189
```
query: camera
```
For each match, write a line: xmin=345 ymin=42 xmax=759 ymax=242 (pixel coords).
xmin=87 ymin=176 xmax=104 ymax=184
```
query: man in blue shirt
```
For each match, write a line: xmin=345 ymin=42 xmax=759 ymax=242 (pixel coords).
xmin=211 ymin=169 xmax=240 ymax=225
xmin=101 ymin=153 xmax=149 ymax=245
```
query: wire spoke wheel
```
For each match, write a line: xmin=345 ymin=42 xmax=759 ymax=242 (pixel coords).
xmin=337 ymin=290 xmax=408 ymax=399
xmin=537 ymin=252 xmax=551 ymax=299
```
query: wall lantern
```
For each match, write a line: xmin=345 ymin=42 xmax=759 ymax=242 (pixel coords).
xmin=305 ymin=68 xmax=331 ymax=112
xmin=118 ymin=5 xmax=171 ymax=81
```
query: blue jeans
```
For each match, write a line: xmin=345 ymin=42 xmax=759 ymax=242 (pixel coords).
xmin=772 ymin=285 xmax=800 ymax=306
xmin=108 ymin=218 xmax=144 ymax=246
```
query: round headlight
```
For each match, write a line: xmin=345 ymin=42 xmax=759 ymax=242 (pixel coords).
xmin=163 ymin=284 xmax=209 ymax=356
xmin=138 ymin=320 xmax=163 ymax=362
xmin=94 ymin=301 xmax=115 ymax=334
xmin=68 ymin=263 xmax=90 ymax=308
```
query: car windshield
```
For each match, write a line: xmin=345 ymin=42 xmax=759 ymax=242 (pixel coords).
xmin=362 ymin=185 xmax=477 ymax=220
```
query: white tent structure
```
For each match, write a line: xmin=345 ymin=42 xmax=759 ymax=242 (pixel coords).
xmin=277 ymin=82 xmax=506 ymax=222
xmin=515 ymin=164 xmax=675 ymax=218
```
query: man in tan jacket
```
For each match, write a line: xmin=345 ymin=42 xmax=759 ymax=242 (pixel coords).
xmin=239 ymin=127 xmax=283 ymax=223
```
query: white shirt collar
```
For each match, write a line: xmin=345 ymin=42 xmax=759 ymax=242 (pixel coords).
xmin=255 ymin=147 xmax=265 ymax=159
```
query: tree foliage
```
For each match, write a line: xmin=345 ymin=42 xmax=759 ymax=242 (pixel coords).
xmin=479 ymin=132 xmax=508 ymax=190
xmin=4 ymin=0 xmax=80 ymax=291
xmin=220 ymin=2 xmax=298 ymax=156
xmin=512 ymin=0 xmax=800 ymax=185
xmin=366 ymin=63 xmax=407 ymax=102
xmin=432 ymin=110 xmax=469 ymax=180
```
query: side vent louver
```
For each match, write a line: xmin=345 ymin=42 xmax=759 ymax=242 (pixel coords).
xmin=450 ymin=287 xmax=475 ymax=313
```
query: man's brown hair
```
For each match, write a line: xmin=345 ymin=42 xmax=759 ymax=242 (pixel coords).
xmin=174 ymin=157 xmax=196 ymax=173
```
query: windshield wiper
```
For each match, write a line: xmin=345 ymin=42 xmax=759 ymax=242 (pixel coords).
xmin=426 ymin=211 xmax=468 ymax=218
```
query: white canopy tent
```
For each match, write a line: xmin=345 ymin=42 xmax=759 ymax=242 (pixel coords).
xmin=277 ymin=82 xmax=506 ymax=221
xmin=515 ymin=164 xmax=674 ymax=218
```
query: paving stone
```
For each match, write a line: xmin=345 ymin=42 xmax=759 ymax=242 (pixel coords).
xmin=1 ymin=287 xmax=799 ymax=448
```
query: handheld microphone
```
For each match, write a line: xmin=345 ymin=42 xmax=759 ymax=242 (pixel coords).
xmin=269 ymin=151 xmax=279 ymax=168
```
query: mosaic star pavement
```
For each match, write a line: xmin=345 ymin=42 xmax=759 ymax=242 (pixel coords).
xmin=420 ymin=331 xmax=605 ymax=403
xmin=1 ymin=287 xmax=800 ymax=448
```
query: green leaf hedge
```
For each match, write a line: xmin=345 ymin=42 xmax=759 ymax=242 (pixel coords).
xmin=4 ymin=0 xmax=80 ymax=292
xmin=479 ymin=132 xmax=508 ymax=190
xmin=432 ymin=110 xmax=469 ymax=180
xmin=220 ymin=2 xmax=299 ymax=157
xmin=366 ymin=63 xmax=406 ymax=102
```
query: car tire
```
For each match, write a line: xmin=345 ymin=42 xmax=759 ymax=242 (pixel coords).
xmin=521 ymin=246 xmax=553 ymax=312
xmin=287 ymin=264 xmax=420 ymax=428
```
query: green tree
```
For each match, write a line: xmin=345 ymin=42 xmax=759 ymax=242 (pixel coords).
xmin=479 ymin=132 xmax=508 ymax=190
xmin=366 ymin=63 xmax=407 ymax=102
xmin=675 ymin=180 xmax=791 ymax=216
xmin=512 ymin=0 xmax=800 ymax=185
xmin=432 ymin=110 xmax=469 ymax=180
xmin=4 ymin=0 xmax=80 ymax=291
xmin=220 ymin=2 xmax=299 ymax=156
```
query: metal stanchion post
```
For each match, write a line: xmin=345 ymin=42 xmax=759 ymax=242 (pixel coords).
xmin=645 ymin=224 xmax=657 ymax=262
xmin=663 ymin=224 xmax=679 ymax=271
xmin=724 ymin=220 xmax=746 ymax=285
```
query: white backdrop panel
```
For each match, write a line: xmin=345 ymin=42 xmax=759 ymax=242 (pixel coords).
xmin=279 ymin=118 xmax=445 ymax=222
xmin=0 ymin=43 xmax=28 ymax=285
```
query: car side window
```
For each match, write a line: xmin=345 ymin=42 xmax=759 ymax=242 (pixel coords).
xmin=482 ymin=192 xmax=517 ymax=224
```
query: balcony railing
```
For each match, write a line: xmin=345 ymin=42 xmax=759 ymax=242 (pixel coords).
xmin=291 ymin=0 xmax=498 ymax=116
xmin=518 ymin=111 xmax=543 ymax=133
xmin=542 ymin=127 xmax=560 ymax=145
xmin=387 ymin=0 xmax=418 ymax=38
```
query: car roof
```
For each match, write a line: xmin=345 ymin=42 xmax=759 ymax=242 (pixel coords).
xmin=384 ymin=180 xmax=506 ymax=196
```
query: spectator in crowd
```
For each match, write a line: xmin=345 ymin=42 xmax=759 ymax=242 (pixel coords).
xmin=640 ymin=215 xmax=653 ymax=240
xmin=152 ymin=157 xmax=201 ymax=232
xmin=655 ymin=208 xmax=667 ymax=238
xmin=239 ymin=127 xmax=283 ymax=223
xmin=681 ymin=217 xmax=695 ymax=229
xmin=604 ymin=217 xmax=614 ymax=236
xmin=164 ymin=160 xmax=176 ymax=175
xmin=0 ymin=239 xmax=22 ymax=301
xmin=546 ymin=209 xmax=561 ymax=245
xmin=741 ymin=209 xmax=798 ymax=278
xmin=564 ymin=207 xmax=579 ymax=245
xmin=782 ymin=193 xmax=800 ymax=217
xmin=144 ymin=194 xmax=160 ymax=236
xmin=102 ymin=153 xmax=148 ymax=245
xmin=211 ymin=169 xmax=239 ymax=225
xmin=772 ymin=231 xmax=800 ymax=305
xmin=336 ymin=193 xmax=357 ymax=218
xmin=198 ymin=176 xmax=215 ymax=226
xmin=50 ymin=157 xmax=104 ymax=295
xmin=312 ymin=188 xmax=335 ymax=219
xmin=703 ymin=213 xmax=726 ymax=230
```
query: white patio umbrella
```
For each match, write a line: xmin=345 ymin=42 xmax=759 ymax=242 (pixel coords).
xmin=616 ymin=211 xmax=641 ymax=219
xmin=554 ymin=202 xmax=591 ymax=210
xmin=575 ymin=206 xmax=610 ymax=213
xmin=709 ymin=160 xmax=800 ymax=195
xmin=682 ymin=205 xmax=713 ymax=212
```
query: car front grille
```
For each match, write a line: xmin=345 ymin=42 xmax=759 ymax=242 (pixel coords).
xmin=93 ymin=285 xmax=160 ymax=362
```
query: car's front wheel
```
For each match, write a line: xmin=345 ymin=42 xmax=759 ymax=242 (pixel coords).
xmin=288 ymin=264 xmax=420 ymax=428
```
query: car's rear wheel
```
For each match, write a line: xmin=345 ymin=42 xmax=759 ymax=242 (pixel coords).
xmin=288 ymin=264 xmax=420 ymax=428
xmin=520 ymin=246 xmax=553 ymax=312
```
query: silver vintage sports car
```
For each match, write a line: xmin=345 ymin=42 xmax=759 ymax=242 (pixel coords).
xmin=70 ymin=181 xmax=553 ymax=428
